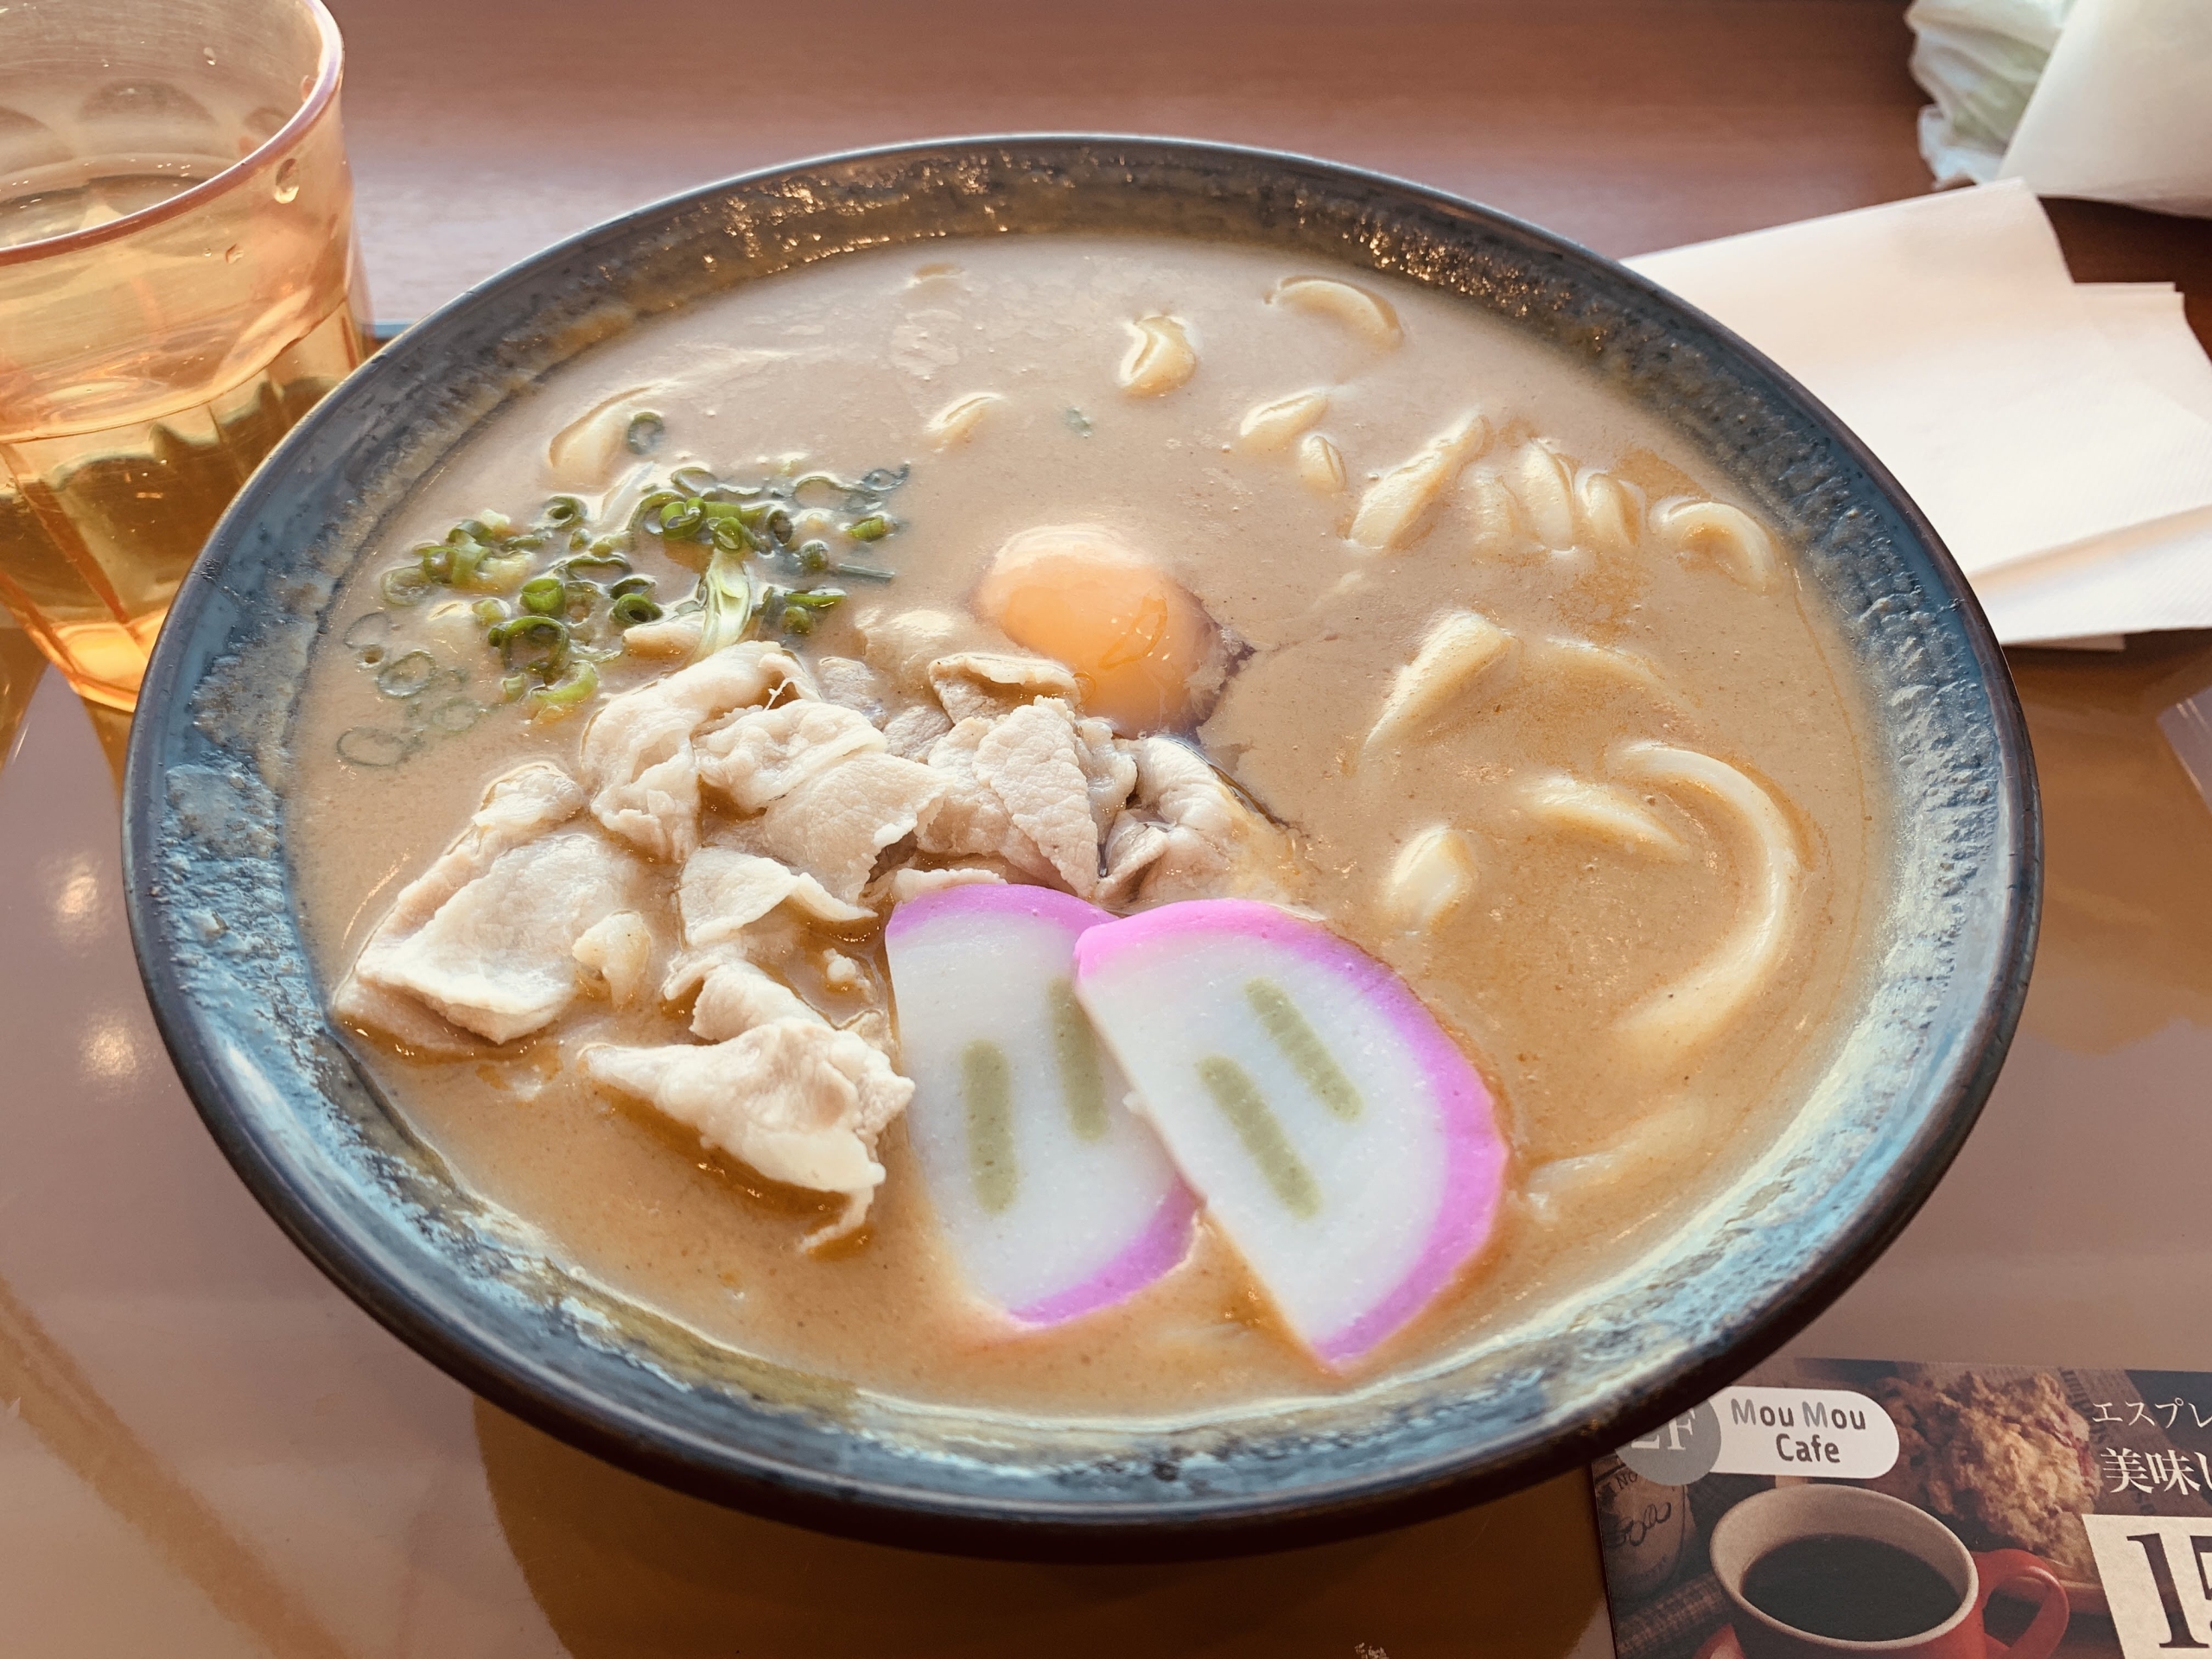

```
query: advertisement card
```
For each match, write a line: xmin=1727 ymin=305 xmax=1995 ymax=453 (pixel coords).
xmin=1592 ymin=1358 xmax=2212 ymax=1658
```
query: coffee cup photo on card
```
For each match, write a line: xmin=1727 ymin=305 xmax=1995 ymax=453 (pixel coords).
xmin=1593 ymin=1358 xmax=2212 ymax=1659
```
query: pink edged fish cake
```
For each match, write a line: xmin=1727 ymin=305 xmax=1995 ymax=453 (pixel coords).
xmin=885 ymin=886 xmax=1197 ymax=1326
xmin=1072 ymin=899 xmax=1508 ymax=1369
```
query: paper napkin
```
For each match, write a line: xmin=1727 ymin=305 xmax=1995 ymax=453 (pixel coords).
xmin=1625 ymin=181 xmax=2212 ymax=646
xmin=1999 ymin=0 xmax=2212 ymax=219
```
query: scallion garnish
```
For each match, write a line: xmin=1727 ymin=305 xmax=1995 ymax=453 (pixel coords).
xmin=376 ymin=650 xmax=440 ymax=699
xmin=519 ymin=575 xmax=566 ymax=616
xmin=625 ymin=411 xmax=666 ymax=455
xmin=343 ymin=448 xmax=912 ymax=755
xmin=528 ymin=660 xmax=600 ymax=714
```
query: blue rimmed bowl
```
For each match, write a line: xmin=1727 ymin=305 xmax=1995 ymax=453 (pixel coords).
xmin=122 ymin=137 xmax=2038 ymax=1559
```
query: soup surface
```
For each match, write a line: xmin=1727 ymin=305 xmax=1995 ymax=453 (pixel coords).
xmin=289 ymin=234 xmax=1882 ymax=1420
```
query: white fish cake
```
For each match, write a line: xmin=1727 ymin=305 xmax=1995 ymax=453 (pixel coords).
xmin=887 ymin=886 xmax=1195 ymax=1325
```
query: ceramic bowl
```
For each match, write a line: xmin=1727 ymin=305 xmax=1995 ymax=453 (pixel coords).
xmin=123 ymin=137 xmax=2038 ymax=1558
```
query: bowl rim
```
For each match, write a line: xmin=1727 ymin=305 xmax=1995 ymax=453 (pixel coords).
xmin=123 ymin=132 xmax=2041 ymax=1559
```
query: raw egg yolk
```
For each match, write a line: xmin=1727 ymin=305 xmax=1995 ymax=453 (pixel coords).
xmin=975 ymin=525 xmax=1215 ymax=734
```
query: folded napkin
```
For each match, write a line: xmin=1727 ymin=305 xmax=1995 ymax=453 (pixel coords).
xmin=1910 ymin=0 xmax=2212 ymax=218
xmin=1625 ymin=181 xmax=2212 ymax=646
xmin=1999 ymin=0 xmax=2212 ymax=218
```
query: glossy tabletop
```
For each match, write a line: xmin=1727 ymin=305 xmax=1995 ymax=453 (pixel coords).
xmin=6 ymin=2 xmax=2212 ymax=1653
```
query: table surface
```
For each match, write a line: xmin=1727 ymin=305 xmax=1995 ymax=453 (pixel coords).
xmin=8 ymin=2 xmax=2212 ymax=1653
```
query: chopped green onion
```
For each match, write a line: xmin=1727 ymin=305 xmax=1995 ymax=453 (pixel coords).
xmin=375 ymin=650 xmax=439 ymax=698
xmin=519 ymin=575 xmax=565 ymax=616
xmin=796 ymin=539 xmax=830 ymax=573
xmin=381 ymin=564 xmax=435 ymax=605
xmin=447 ymin=537 xmax=487 ymax=586
xmin=735 ymin=501 xmax=793 ymax=543
xmin=626 ymin=411 xmax=666 ymax=455
xmin=337 ymin=727 xmax=418 ymax=767
xmin=860 ymin=465 xmax=910 ymax=493
xmin=789 ymin=471 xmax=861 ymax=504
xmin=668 ymin=464 xmax=718 ymax=496
xmin=848 ymin=512 xmax=894 ymax=542
xmin=657 ymin=498 xmax=705 ymax=540
xmin=607 ymin=574 xmax=656 ymax=600
xmin=832 ymin=562 xmax=894 ymax=582
xmin=467 ymin=552 xmax=532 ymax=593
xmin=427 ymin=695 xmax=484 ymax=734
xmin=500 ymin=674 xmax=528 ymax=702
xmin=540 ymin=494 xmax=588 ymax=528
xmin=342 ymin=612 xmax=391 ymax=651
xmin=530 ymin=660 xmax=600 ymax=712
xmin=561 ymin=549 xmax=630 ymax=578
xmin=489 ymin=614 xmax=569 ymax=677
xmin=472 ymin=597 xmax=511 ymax=626
xmin=610 ymin=592 xmax=664 ymax=627
xmin=764 ymin=584 xmax=846 ymax=637
xmin=691 ymin=547 xmax=757 ymax=660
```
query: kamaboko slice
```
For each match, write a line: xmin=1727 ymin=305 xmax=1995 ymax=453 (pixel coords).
xmin=1072 ymin=899 xmax=1507 ymax=1368
xmin=885 ymin=886 xmax=1196 ymax=1325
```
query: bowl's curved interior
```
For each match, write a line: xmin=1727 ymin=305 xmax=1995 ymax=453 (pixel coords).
xmin=123 ymin=137 xmax=2037 ymax=1557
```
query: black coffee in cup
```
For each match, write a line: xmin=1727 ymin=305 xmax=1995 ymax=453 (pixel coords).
xmin=1742 ymin=1533 xmax=1962 ymax=1640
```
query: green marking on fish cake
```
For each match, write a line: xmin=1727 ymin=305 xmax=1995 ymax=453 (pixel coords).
xmin=1049 ymin=977 xmax=1109 ymax=1141
xmin=963 ymin=1039 xmax=1017 ymax=1213
xmin=1197 ymin=1055 xmax=1320 ymax=1218
xmin=1246 ymin=978 xmax=1362 ymax=1121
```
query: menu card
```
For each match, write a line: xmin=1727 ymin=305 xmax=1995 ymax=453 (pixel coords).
xmin=1592 ymin=1358 xmax=2212 ymax=1658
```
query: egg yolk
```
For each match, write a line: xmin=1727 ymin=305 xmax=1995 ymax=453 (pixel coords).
xmin=974 ymin=525 xmax=1215 ymax=734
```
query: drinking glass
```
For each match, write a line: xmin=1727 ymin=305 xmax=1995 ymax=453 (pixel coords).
xmin=0 ymin=0 xmax=366 ymax=711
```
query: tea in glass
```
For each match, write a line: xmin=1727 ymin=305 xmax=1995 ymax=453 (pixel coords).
xmin=0 ymin=0 xmax=365 ymax=710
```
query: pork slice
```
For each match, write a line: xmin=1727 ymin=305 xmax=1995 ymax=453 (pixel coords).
xmin=974 ymin=697 xmax=1103 ymax=899
xmin=810 ymin=655 xmax=889 ymax=723
xmin=868 ymin=865 xmax=1008 ymax=906
xmin=913 ymin=717 xmax=1058 ymax=881
xmin=926 ymin=651 xmax=1083 ymax=723
xmin=881 ymin=702 xmax=954 ymax=760
xmin=582 ymin=1020 xmax=914 ymax=1246
xmin=359 ymin=831 xmax=644 ymax=1044
xmin=573 ymin=912 xmax=652 ymax=1007
xmin=696 ymin=699 xmax=887 ymax=814
xmin=677 ymin=845 xmax=874 ymax=950
xmin=690 ymin=958 xmax=826 ymax=1041
xmin=750 ymin=753 xmax=946 ymax=903
xmin=333 ymin=762 xmax=589 ymax=1048
xmin=1074 ymin=715 xmax=1139 ymax=840
xmin=1096 ymin=811 xmax=1170 ymax=908
xmin=1132 ymin=735 xmax=1301 ymax=907
xmin=580 ymin=641 xmax=813 ymax=861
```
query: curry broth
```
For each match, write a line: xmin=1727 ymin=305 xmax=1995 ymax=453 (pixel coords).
xmin=288 ymin=235 xmax=1881 ymax=1417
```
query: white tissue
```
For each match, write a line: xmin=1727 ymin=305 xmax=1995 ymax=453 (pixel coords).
xmin=1906 ymin=0 xmax=2075 ymax=188
xmin=1999 ymin=0 xmax=2212 ymax=219
xmin=1627 ymin=181 xmax=2212 ymax=646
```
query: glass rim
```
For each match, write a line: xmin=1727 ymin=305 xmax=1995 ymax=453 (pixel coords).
xmin=0 ymin=0 xmax=345 ymax=269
